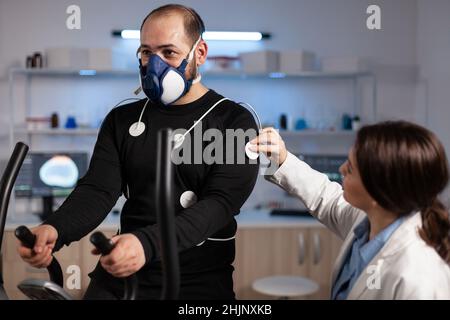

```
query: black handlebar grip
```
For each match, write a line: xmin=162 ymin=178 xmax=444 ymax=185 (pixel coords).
xmin=90 ymin=231 xmax=115 ymax=255
xmin=15 ymin=225 xmax=36 ymax=249
xmin=14 ymin=225 xmax=64 ymax=287
xmin=89 ymin=231 xmax=139 ymax=300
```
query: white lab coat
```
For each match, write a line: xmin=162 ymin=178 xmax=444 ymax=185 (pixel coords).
xmin=266 ymin=152 xmax=450 ymax=300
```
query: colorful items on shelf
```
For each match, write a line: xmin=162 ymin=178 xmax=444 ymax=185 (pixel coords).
xmin=64 ymin=116 xmax=78 ymax=129
xmin=26 ymin=117 xmax=50 ymax=130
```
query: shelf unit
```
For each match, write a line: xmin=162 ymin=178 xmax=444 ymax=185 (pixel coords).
xmin=203 ymin=69 xmax=377 ymax=132
xmin=203 ymin=69 xmax=373 ymax=79
xmin=8 ymin=67 xmax=376 ymax=148
xmin=14 ymin=128 xmax=99 ymax=136
xmin=8 ymin=67 xmax=377 ymax=149
xmin=10 ymin=67 xmax=374 ymax=79
xmin=7 ymin=68 xmax=137 ymax=149
xmin=8 ymin=68 xmax=138 ymax=77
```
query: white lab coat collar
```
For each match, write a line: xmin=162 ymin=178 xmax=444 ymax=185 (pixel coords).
xmin=332 ymin=211 xmax=422 ymax=299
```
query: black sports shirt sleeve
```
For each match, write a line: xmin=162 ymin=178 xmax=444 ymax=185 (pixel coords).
xmin=43 ymin=110 xmax=123 ymax=251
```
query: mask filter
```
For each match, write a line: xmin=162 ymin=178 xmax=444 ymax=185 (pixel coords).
xmin=160 ymin=68 xmax=189 ymax=105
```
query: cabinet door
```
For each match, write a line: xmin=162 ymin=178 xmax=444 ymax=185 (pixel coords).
xmin=308 ymin=228 xmax=344 ymax=299
xmin=3 ymin=231 xmax=48 ymax=299
xmin=234 ymin=228 xmax=276 ymax=299
xmin=2 ymin=230 xmax=84 ymax=299
xmin=234 ymin=227 xmax=310 ymax=299
xmin=274 ymin=227 xmax=310 ymax=276
xmin=2 ymin=230 xmax=38 ymax=299
xmin=307 ymin=227 xmax=332 ymax=299
xmin=1 ymin=229 xmax=121 ymax=299
xmin=52 ymin=240 xmax=83 ymax=299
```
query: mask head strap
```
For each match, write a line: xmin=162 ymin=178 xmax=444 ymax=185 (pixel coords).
xmin=187 ymin=36 xmax=202 ymax=62
xmin=186 ymin=36 xmax=202 ymax=84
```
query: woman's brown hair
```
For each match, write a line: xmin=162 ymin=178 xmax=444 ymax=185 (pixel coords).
xmin=354 ymin=121 xmax=450 ymax=263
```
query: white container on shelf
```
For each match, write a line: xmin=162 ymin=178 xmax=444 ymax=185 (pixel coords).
xmin=46 ymin=47 xmax=89 ymax=69
xmin=321 ymin=57 xmax=368 ymax=73
xmin=239 ymin=50 xmax=279 ymax=74
xmin=203 ymin=56 xmax=241 ymax=73
xmin=26 ymin=117 xmax=51 ymax=130
xmin=88 ymin=48 xmax=112 ymax=70
xmin=112 ymin=48 xmax=138 ymax=70
xmin=279 ymin=51 xmax=316 ymax=74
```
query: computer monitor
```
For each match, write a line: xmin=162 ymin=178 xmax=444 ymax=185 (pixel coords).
xmin=298 ymin=154 xmax=347 ymax=184
xmin=15 ymin=152 xmax=88 ymax=219
xmin=271 ymin=154 xmax=347 ymax=217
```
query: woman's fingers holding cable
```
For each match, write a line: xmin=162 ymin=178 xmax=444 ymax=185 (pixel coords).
xmin=249 ymin=127 xmax=288 ymax=165
xmin=99 ymin=234 xmax=146 ymax=278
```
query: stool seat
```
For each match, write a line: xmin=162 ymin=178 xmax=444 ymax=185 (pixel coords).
xmin=252 ymin=275 xmax=319 ymax=298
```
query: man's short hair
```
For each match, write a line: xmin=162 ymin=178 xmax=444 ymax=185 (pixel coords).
xmin=140 ymin=4 xmax=206 ymax=46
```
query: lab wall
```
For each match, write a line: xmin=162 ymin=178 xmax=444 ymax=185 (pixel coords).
xmin=416 ymin=0 xmax=450 ymax=204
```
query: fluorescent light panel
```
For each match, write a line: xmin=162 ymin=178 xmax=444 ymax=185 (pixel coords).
xmin=79 ymin=70 xmax=97 ymax=76
xmin=269 ymin=72 xmax=286 ymax=79
xmin=117 ymin=30 xmax=268 ymax=41
xmin=203 ymin=31 xmax=263 ymax=41
xmin=121 ymin=30 xmax=140 ymax=39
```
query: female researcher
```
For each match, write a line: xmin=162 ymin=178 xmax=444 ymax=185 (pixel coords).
xmin=249 ymin=121 xmax=450 ymax=299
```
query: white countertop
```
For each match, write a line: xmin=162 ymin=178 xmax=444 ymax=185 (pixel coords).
xmin=4 ymin=213 xmax=121 ymax=231
xmin=236 ymin=210 xmax=322 ymax=228
xmin=5 ymin=209 xmax=322 ymax=231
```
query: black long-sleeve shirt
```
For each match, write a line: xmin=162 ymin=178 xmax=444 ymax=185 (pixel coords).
xmin=44 ymin=89 xmax=259 ymax=279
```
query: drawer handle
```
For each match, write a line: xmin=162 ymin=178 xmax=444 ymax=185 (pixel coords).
xmin=298 ymin=233 xmax=305 ymax=265
xmin=313 ymin=233 xmax=321 ymax=265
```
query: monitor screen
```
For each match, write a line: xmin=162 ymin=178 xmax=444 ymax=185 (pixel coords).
xmin=298 ymin=154 xmax=346 ymax=184
xmin=15 ymin=152 xmax=88 ymax=198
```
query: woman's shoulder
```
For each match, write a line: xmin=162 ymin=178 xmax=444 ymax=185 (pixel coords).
xmin=385 ymin=235 xmax=450 ymax=288
xmin=377 ymin=239 xmax=450 ymax=298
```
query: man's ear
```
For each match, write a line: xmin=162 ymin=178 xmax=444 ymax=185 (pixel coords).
xmin=195 ymin=40 xmax=208 ymax=66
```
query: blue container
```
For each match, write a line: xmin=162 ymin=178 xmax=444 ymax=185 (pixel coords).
xmin=342 ymin=114 xmax=352 ymax=130
xmin=65 ymin=116 xmax=78 ymax=129
xmin=295 ymin=118 xmax=307 ymax=130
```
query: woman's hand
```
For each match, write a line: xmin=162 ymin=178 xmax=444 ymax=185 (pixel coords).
xmin=249 ymin=127 xmax=288 ymax=166
xmin=93 ymin=234 xmax=146 ymax=278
